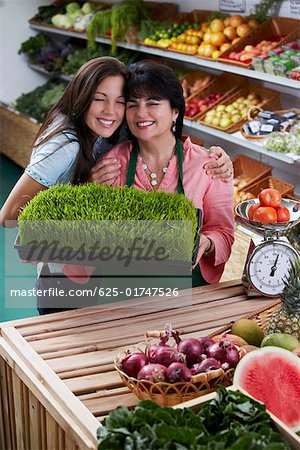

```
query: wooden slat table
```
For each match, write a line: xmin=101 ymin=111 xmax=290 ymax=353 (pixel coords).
xmin=0 ymin=280 xmax=279 ymax=450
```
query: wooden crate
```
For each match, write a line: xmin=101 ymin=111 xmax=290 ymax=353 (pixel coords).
xmin=0 ymin=104 xmax=39 ymax=168
xmin=174 ymin=386 xmax=300 ymax=450
xmin=0 ymin=281 xmax=275 ymax=449
xmin=198 ymin=84 xmax=281 ymax=133
xmin=219 ymin=17 xmax=300 ymax=68
xmin=232 ymin=154 xmax=272 ymax=191
xmin=185 ymin=72 xmax=247 ymax=121
xmin=246 ymin=175 xmax=294 ymax=197
xmin=180 ymin=70 xmax=216 ymax=101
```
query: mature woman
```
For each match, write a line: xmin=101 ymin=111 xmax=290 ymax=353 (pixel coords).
xmin=93 ymin=60 xmax=235 ymax=286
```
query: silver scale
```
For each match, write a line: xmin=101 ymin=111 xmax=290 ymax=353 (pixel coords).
xmin=235 ymin=198 xmax=300 ymax=297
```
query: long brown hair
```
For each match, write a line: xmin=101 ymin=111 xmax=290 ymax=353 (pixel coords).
xmin=34 ymin=56 xmax=129 ymax=183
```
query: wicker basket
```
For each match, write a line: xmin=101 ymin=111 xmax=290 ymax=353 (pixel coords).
xmin=0 ymin=104 xmax=39 ymax=168
xmin=232 ymin=154 xmax=272 ymax=192
xmin=198 ymin=84 xmax=281 ymax=133
xmin=246 ymin=175 xmax=294 ymax=197
xmin=114 ymin=331 xmax=234 ymax=407
xmin=180 ymin=70 xmax=216 ymax=102
xmin=218 ymin=18 xmax=300 ymax=68
xmin=240 ymin=108 xmax=300 ymax=140
xmin=185 ymin=73 xmax=247 ymax=121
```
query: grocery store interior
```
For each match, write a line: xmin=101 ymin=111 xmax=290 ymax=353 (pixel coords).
xmin=0 ymin=1 xmax=300 ymax=449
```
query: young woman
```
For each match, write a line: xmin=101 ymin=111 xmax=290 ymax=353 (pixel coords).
xmin=1 ymin=57 xmax=233 ymax=313
xmin=93 ymin=60 xmax=235 ymax=286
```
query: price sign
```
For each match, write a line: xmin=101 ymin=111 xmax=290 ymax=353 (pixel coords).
xmin=219 ymin=0 xmax=246 ymax=12
xmin=290 ymin=0 xmax=300 ymax=17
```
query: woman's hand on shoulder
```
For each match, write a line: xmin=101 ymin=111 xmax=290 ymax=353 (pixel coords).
xmin=204 ymin=146 xmax=233 ymax=183
xmin=88 ymin=158 xmax=121 ymax=186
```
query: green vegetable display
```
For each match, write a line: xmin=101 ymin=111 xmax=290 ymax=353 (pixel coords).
xmin=87 ymin=0 xmax=149 ymax=53
xmin=14 ymin=80 xmax=66 ymax=121
xmin=97 ymin=387 xmax=291 ymax=449
xmin=18 ymin=34 xmax=50 ymax=63
xmin=263 ymin=132 xmax=300 ymax=155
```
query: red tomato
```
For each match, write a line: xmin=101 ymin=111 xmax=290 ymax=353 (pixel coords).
xmin=275 ymin=205 xmax=290 ymax=222
xmin=258 ymin=188 xmax=282 ymax=207
xmin=248 ymin=203 xmax=260 ymax=220
xmin=253 ymin=206 xmax=277 ymax=223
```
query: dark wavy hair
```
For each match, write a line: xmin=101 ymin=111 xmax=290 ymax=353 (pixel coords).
xmin=125 ymin=60 xmax=185 ymax=139
xmin=33 ymin=56 xmax=130 ymax=183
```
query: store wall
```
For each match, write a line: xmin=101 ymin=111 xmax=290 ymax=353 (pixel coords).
xmin=0 ymin=0 xmax=52 ymax=104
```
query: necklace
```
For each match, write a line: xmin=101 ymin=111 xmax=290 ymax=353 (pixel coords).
xmin=139 ymin=148 xmax=175 ymax=187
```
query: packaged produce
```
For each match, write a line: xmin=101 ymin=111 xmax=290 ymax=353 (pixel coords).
xmin=263 ymin=132 xmax=300 ymax=155
xmin=289 ymin=65 xmax=300 ymax=81
xmin=242 ymin=110 xmax=299 ymax=137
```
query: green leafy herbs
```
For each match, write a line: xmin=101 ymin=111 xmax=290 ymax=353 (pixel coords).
xmin=250 ymin=0 xmax=282 ymax=23
xmin=14 ymin=81 xmax=66 ymax=121
xmin=87 ymin=0 xmax=149 ymax=53
xmin=18 ymin=34 xmax=50 ymax=62
xmin=31 ymin=3 xmax=67 ymax=23
xmin=97 ymin=388 xmax=291 ymax=449
xmin=18 ymin=184 xmax=198 ymax=261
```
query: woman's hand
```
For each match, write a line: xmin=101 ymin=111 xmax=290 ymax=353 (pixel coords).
xmin=192 ymin=235 xmax=214 ymax=269
xmin=88 ymin=158 xmax=121 ymax=185
xmin=204 ymin=146 xmax=233 ymax=183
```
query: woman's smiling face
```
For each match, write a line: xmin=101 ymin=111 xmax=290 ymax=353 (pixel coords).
xmin=85 ymin=75 xmax=125 ymax=138
xmin=126 ymin=95 xmax=178 ymax=142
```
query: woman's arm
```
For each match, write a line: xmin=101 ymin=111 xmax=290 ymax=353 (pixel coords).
xmin=0 ymin=174 xmax=47 ymax=227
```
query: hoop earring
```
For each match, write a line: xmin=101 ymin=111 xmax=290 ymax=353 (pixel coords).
xmin=172 ymin=120 xmax=176 ymax=133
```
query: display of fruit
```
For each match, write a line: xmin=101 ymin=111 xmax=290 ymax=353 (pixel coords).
xmin=185 ymin=92 xmax=223 ymax=118
xmin=233 ymin=346 xmax=300 ymax=431
xmin=143 ymin=21 xmax=196 ymax=48
xmin=227 ymin=38 xmax=281 ymax=63
xmin=203 ymin=93 xmax=262 ymax=129
xmin=265 ymin=258 xmax=300 ymax=340
xmin=246 ymin=188 xmax=291 ymax=224
xmin=181 ymin=74 xmax=212 ymax=100
xmin=169 ymin=26 xmax=204 ymax=54
xmin=197 ymin=16 xmax=258 ymax=59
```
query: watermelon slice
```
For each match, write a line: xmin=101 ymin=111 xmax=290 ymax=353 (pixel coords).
xmin=233 ymin=346 xmax=300 ymax=432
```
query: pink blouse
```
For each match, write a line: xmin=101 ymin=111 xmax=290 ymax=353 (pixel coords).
xmin=102 ymin=136 xmax=235 ymax=283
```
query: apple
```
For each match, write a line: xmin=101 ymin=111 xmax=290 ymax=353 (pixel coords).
xmin=220 ymin=117 xmax=232 ymax=128
xmin=212 ymin=117 xmax=221 ymax=126
xmin=216 ymin=104 xmax=226 ymax=112
xmin=223 ymin=26 xmax=237 ymax=41
xmin=204 ymin=115 xmax=213 ymax=124
xmin=231 ymin=114 xmax=242 ymax=123
xmin=244 ymin=45 xmax=254 ymax=52
xmin=225 ymin=105 xmax=235 ymax=114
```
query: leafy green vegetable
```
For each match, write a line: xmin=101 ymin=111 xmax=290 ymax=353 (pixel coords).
xmin=250 ymin=0 xmax=281 ymax=23
xmin=18 ymin=34 xmax=50 ymax=62
xmin=40 ymin=84 xmax=65 ymax=110
xmin=87 ymin=0 xmax=149 ymax=53
xmin=97 ymin=388 xmax=291 ymax=449
xmin=14 ymin=81 xmax=66 ymax=121
xmin=62 ymin=45 xmax=108 ymax=75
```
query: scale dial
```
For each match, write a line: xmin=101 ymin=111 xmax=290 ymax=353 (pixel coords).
xmin=247 ymin=241 xmax=299 ymax=296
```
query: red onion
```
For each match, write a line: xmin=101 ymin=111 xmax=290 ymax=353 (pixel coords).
xmin=120 ymin=351 xmax=148 ymax=378
xmin=137 ymin=363 xmax=167 ymax=382
xmin=191 ymin=358 xmax=221 ymax=375
xmin=166 ymin=362 xmax=192 ymax=383
xmin=153 ymin=345 xmax=185 ymax=367
xmin=197 ymin=337 xmax=215 ymax=352
xmin=172 ymin=331 xmax=204 ymax=366
xmin=206 ymin=342 xmax=227 ymax=363
xmin=223 ymin=344 xmax=240 ymax=368
xmin=146 ymin=343 xmax=171 ymax=362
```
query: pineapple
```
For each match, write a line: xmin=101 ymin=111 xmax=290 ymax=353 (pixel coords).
xmin=265 ymin=258 xmax=300 ymax=340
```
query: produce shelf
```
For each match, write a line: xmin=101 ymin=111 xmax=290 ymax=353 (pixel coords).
xmin=28 ymin=63 xmax=71 ymax=82
xmin=29 ymin=23 xmax=300 ymax=91
xmin=183 ymin=119 xmax=300 ymax=165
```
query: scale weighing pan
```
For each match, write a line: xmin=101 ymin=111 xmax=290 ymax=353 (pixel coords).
xmin=235 ymin=198 xmax=300 ymax=232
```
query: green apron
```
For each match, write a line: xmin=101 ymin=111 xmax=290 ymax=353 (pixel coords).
xmin=125 ymin=138 xmax=208 ymax=287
